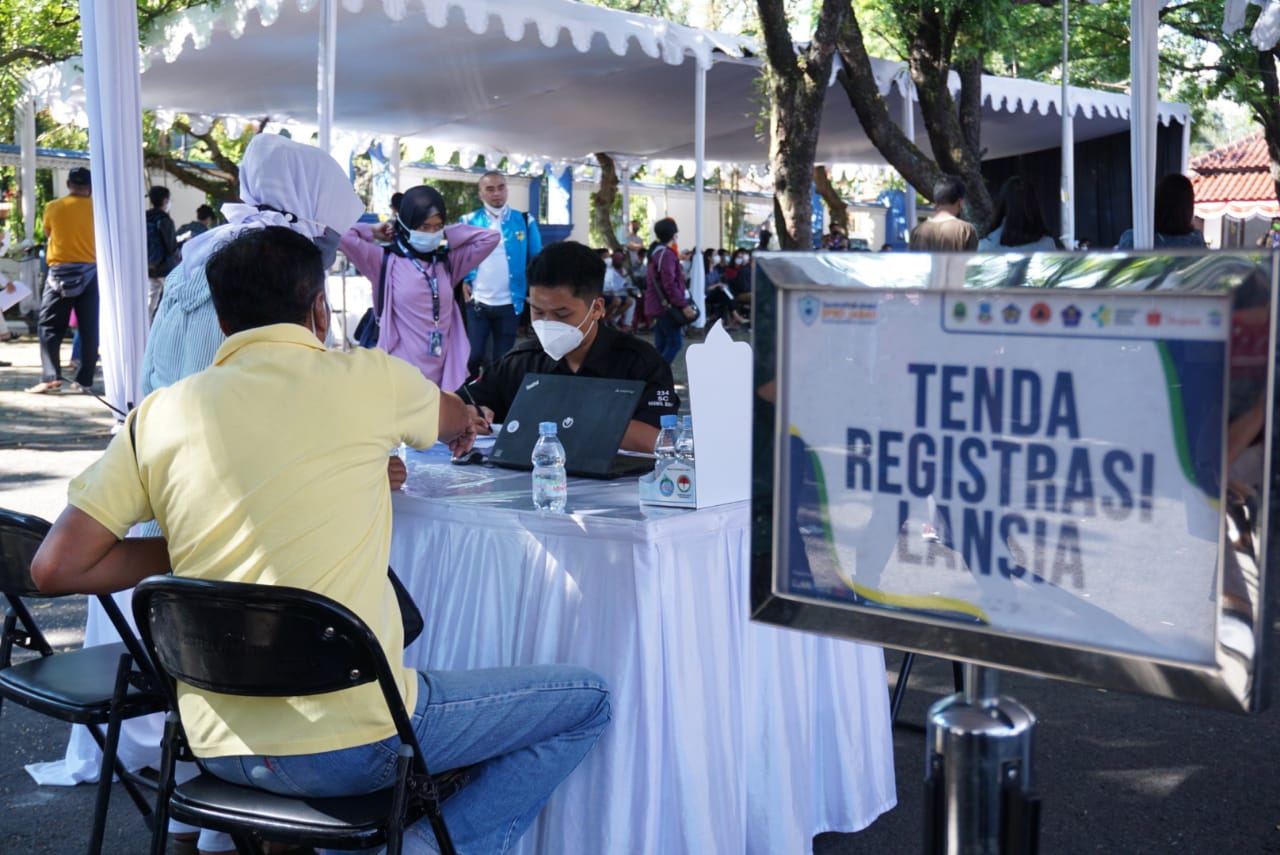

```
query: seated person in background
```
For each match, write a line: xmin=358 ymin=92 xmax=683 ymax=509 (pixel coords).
xmin=822 ymin=222 xmax=849 ymax=251
xmin=978 ymin=176 xmax=1061 ymax=252
xmin=1115 ymin=173 xmax=1206 ymax=249
xmin=32 ymin=227 xmax=610 ymax=855
xmin=704 ymin=248 xmax=746 ymax=330
xmin=466 ymin=240 xmax=679 ymax=453
xmin=603 ymin=250 xmax=636 ymax=330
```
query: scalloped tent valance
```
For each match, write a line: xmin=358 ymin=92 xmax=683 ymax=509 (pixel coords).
xmin=26 ymin=0 xmax=1188 ymax=169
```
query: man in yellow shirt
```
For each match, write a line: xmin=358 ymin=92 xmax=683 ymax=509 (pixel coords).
xmin=32 ymin=226 xmax=609 ymax=855
xmin=29 ymin=167 xmax=98 ymax=394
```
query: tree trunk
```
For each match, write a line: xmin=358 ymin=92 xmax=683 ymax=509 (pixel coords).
xmin=834 ymin=15 xmax=941 ymax=195
xmin=144 ymin=118 xmax=244 ymax=204
xmin=813 ymin=166 xmax=848 ymax=232
xmin=956 ymin=58 xmax=992 ymax=232
xmin=756 ymin=0 xmax=848 ymax=250
xmin=144 ymin=153 xmax=237 ymax=203
xmin=1258 ymin=50 xmax=1280 ymax=208
xmin=592 ymin=152 xmax=622 ymax=251
xmin=835 ymin=8 xmax=992 ymax=233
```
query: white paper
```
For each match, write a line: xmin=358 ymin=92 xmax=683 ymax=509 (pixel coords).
xmin=0 ymin=280 xmax=30 ymax=313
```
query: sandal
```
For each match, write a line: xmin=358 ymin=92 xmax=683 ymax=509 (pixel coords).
xmin=25 ymin=380 xmax=62 ymax=394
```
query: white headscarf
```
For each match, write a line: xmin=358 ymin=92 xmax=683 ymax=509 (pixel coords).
xmin=182 ymin=133 xmax=365 ymax=271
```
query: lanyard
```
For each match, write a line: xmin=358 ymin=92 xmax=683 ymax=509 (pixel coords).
xmin=397 ymin=239 xmax=441 ymax=325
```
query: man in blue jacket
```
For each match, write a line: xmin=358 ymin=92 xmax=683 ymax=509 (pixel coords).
xmin=459 ymin=170 xmax=542 ymax=377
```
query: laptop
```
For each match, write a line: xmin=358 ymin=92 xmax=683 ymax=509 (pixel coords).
xmin=487 ymin=373 xmax=656 ymax=479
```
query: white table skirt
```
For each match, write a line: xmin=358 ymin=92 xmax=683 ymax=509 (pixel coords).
xmin=390 ymin=454 xmax=896 ymax=855
xmin=41 ymin=450 xmax=897 ymax=854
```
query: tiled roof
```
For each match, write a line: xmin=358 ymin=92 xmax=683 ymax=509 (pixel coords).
xmin=1190 ymin=131 xmax=1269 ymax=172
xmin=1191 ymin=131 xmax=1276 ymax=212
xmin=1193 ymin=170 xmax=1276 ymax=204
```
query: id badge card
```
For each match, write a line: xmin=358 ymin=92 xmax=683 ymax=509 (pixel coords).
xmin=428 ymin=330 xmax=444 ymax=358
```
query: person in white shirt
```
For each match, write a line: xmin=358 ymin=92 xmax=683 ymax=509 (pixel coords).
xmin=600 ymin=249 xmax=635 ymax=330
xmin=458 ymin=171 xmax=543 ymax=378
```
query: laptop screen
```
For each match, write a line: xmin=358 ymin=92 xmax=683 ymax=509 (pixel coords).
xmin=488 ymin=373 xmax=647 ymax=477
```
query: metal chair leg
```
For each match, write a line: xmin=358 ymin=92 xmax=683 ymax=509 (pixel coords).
xmin=890 ymin=652 xmax=916 ymax=726
xmin=87 ymin=654 xmax=132 ymax=855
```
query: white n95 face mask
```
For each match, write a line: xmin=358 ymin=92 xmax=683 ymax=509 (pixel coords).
xmin=532 ymin=313 xmax=595 ymax=361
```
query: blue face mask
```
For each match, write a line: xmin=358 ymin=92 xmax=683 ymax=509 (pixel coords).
xmin=406 ymin=229 xmax=444 ymax=254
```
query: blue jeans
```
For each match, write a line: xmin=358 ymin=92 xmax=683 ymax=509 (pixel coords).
xmin=653 ymin=314 xmax=683 ymax=364
xmin=203 ymin=667 xmax=609 ymax=854
xmin=465 ymin=301 xmax=519 ymax=377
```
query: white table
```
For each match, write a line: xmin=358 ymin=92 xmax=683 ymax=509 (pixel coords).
xmin=391 ymin=449 xmax=897 ymax=854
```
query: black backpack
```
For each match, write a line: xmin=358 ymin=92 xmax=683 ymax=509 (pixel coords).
xmin=146 ymin=214 xmax=167 ymax=270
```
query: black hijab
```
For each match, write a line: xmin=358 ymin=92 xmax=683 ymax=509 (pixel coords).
xmin=392 ymin=185 xmax=448 ymax=258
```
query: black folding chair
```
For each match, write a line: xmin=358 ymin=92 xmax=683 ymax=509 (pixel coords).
xmin=0 ymin=507 xmax=165 ymax=855
xmin=133 ymin=575 xmax=469 ymax=855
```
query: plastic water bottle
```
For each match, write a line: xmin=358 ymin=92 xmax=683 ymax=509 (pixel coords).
xmin=675 ymin=415 xmax=695 ymax=461
xmin=654 ymin=414 xmax=679 ymax=459
xmin=531 ymin=421 xmax=567 ymax=512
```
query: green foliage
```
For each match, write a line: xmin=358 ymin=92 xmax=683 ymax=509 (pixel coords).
xmin=588 ymin=192 xmax=652 ymax=247
xmin=987 ymin=0 xmax=1263 ymax=155
xmin=581 ymin=0 xmax=692 ymax=25
xmin=427 ymin=180 xmax=482 ymax=222
xmin=0 ymin=164 xmax=53 ymax=244
xmin=0 ymin=1 xmax=215 ymax=140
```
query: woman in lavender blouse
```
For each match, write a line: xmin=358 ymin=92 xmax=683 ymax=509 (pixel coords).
xmin=342 ymin=185 xmax=499 ymax=390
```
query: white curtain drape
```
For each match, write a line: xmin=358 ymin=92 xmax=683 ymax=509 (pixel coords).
xmin=691 ymin=63 xmax=706 ymax=326
xmin=80 ymin=0 xmax=148 ymax=414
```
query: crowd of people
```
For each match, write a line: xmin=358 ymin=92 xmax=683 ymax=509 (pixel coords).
xmin=17 ymin=160 xmax=1223 ymax=404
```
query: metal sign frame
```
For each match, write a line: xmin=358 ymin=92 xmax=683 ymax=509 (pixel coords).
xmin=749 ymin=250 xmax=1279 ymax=712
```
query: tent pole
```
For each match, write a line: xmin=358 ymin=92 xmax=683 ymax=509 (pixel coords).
xmin=318 ymin=0 xmax=337 ymax=154
xmin=1180 ymin=115 xmax=1190 ymax=173
xmin=1130 ymin=0 xmax=1158 ymax=250
xmin=901 ymin=74 xmax=917 ymax=238
xmin=1060 ymin=0 xmax=1075 ymax=250
xmin=620 ymin=159 xmax=632 ymax=240
xmin=692 ymin=62 xmax=707 ymax=328
xmin=19 ymin=99 xmax=36 ymax=246
xmin=391 ymin=135 xmax=401 ymax=194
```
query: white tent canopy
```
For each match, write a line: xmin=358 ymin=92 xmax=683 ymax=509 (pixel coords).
xmin=32 ymin=0 xmax=1189 ymax=170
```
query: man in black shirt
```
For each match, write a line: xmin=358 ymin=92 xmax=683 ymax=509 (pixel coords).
xmin=466 ymin=240 xmax=679 ymax=453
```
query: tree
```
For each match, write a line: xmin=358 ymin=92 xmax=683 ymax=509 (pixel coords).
xmin=2 ymin=1 xmax=226 ymax=241
xmin=994 ymin=0 xmax=1280 ymax=214
xmin=590 ymin=152 xmax=623 ymax=251
xmin=813 ymin=165 xmax=848 ymax=232
xmin=143 ymin=114 xmax=255 ymax=204
xmin=833 ymin=0 xmax=1007 ymax=232
xmin=0 ymin=1 xmax=214 ymax=140
xmin=1158 ymin=1 xmax=1280 ymax=210
xmin=755 ymin=0 xmax=848 ymax=249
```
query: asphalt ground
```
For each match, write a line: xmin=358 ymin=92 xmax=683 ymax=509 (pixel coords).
xmin=2 ymin=328 xmax=1279 ymax=854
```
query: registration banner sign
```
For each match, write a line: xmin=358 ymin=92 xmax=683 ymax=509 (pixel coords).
xmin=785 ymin=288 xmax=1224 ymax=663
xmin=751 ymin=252 xmax=1278 ymax=711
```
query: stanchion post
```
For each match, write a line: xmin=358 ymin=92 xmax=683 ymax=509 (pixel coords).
xmin=923 ymin=665 xmax=1040 ymax=854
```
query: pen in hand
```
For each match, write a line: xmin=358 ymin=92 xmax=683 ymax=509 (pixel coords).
xmin=458 ymin=383 xmax=492 ymax=433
